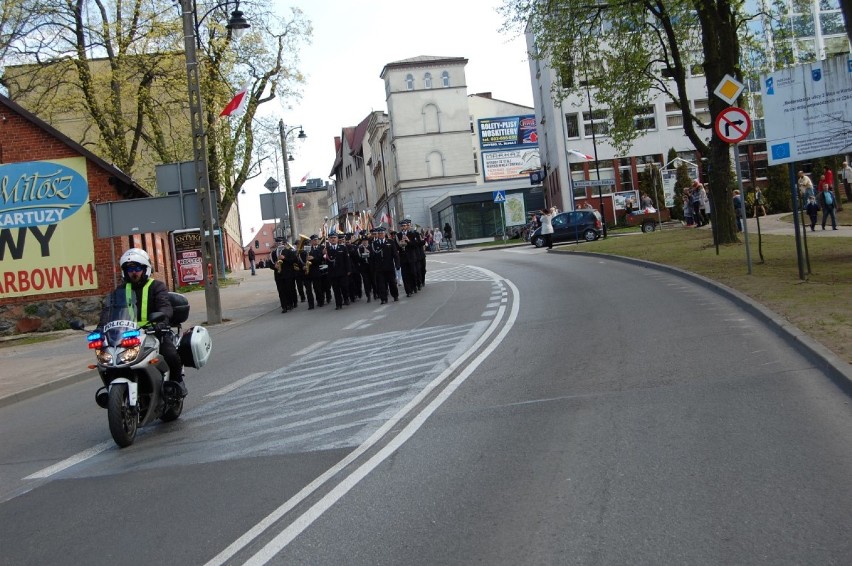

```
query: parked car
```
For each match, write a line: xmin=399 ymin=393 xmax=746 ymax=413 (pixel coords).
xmin=530 ymin=210 xmax=602 ymax=247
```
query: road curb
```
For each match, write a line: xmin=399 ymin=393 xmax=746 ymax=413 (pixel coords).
xmin=560 ymin=250 xmax=852 ymax=387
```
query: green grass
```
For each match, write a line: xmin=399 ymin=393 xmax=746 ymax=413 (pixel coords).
xmin=567 ymin=227 xmax=851 ymax=363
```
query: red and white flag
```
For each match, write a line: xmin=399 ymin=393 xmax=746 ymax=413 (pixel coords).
xmin=568 ymin=149 xmax=594 ymax=161
xmin=300 ymin=171 xmax=311 ymax=183
xmin=219 ymin=85 xmax=249 ymax=118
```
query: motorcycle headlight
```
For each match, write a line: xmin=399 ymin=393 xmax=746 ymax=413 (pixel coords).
xmin=119 ymin=346 xmax=141 ymax=364
xmin=96 ymin=349 xmax=113 ymax=364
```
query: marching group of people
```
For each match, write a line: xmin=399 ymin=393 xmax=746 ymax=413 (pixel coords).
xmin=267 ymin=219 xmax=430 ymax=313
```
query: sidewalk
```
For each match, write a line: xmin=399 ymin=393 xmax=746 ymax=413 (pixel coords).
xmin=0 ymin=269 xmax=280 ymax=408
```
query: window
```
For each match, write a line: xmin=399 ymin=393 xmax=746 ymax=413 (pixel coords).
xmin=424 ymin=72 xmax=433 ymax=89
xmin=693 ymin=98 xmax=710 ymax=125
xmin=633 ymin=105 xmax=656 ymax=131
xmin=442 ymin=71 xmax=450 ymax=87
xmin=565 ymin=113 xmax=580 ymax=138
xmin=426 ymin=151 xmax=444 ymax=177
xmin=666 ymin=102 xmax=683 ymax=128
xmin=618 ymin=157 xmax=633 ymax=190
xmin=582 ymin=109 xmax=610 ymax=137
xmin=405 ymin=74 xmax=414 ymax=90
xmin=423 ymin=103 xmax=440 ymax=133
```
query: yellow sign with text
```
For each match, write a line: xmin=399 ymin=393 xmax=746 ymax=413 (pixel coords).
xmin=0 ymin=157 xmax=98 ymax=298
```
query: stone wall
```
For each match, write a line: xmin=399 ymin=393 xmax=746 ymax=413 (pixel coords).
xmin=0 ymin=296 xmax=103 ymax=336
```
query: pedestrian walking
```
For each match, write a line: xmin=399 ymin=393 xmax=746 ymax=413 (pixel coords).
xmin=247 ymin=247 xmax=256 ymax=276
xmin=539 ymin=207 xmax=555 ymax=249
xmin=443 ymin=222 xmax=453 ymax=250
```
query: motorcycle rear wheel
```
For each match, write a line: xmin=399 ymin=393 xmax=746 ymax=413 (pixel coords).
xmin=107 ymin=384 xmax=138 ymax=448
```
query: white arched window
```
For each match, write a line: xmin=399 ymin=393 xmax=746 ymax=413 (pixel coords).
xmin=442 ymin=71 xmax=450 ymax=87
xmin=423 ymin=104 xmax=440 ymax=133
xmin=405 ymin=74 xmax=414 ymax=90
xmin=424 ymin=72 xmax=433 ymax=89
xmin=426 ymin=151 xmax=445 ymax=177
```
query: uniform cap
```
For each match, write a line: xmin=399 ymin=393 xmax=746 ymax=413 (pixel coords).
xmin=309 ymin=234 xmax=319 ymax=240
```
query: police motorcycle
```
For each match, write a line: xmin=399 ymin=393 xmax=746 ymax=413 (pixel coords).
xmin=70 ymin=290 xmax=211 ymax=448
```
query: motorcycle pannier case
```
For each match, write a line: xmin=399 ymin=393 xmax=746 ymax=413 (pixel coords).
xmin=179 ymin=326 xmax=212 ymax=368
xmin=168 ymin=293 xmax=190 ymax=325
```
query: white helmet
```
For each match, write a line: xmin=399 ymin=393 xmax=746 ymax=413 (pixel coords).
xmin=119 ymin=248 xmax=152 ymax=278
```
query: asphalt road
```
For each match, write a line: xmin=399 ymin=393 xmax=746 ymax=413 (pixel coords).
xmin=1 ymin=247 xmax=851 ymax=565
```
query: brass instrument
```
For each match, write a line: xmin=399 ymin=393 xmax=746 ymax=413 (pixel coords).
xmin=398 ymin=232 xmax=409 ymax=249
xmin=296 ymin=234 xmax=310 ymax=255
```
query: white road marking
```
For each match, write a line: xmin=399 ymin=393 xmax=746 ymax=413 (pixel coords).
xmin=292 ymin=341 xmax=328 ymax=357
xmin=24 ymin=441 xmax=114 ymax=480
xmin=206 ymin=372 xmax=269 ymax=397
xmin=206 ymin=271 xmax=519 ymax=566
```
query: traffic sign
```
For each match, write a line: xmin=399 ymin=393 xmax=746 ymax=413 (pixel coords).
xmin=492 ymin=190 xmax=506 ymax=203
xmin=714 ymin=107 xmax=752 ymax=144
xmin=713 ymin=74 xmax=745 ymax=105
xmin=573 ymin=179 xmax=614 ymax=188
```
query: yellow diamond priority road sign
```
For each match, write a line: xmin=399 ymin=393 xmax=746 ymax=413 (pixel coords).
xmin=713 ymin=74 xmax=745 ymax=105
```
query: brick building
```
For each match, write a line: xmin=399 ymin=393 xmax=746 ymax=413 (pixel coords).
xmin=0 ymin=94 xmax=175 ymax=335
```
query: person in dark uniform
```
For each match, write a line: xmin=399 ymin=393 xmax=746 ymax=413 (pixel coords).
xmin=325 ymin=233 xmax=352 ymax=310
xmin=370 ymin=226 xmax=399 ymax=304
xmin=274 ymin=242 xmax=299 ymax=313
xmin=402 ymin=219 xmax=426 ymax=289
xmin=355 ymin=230 xmax=373 ymax=303
xmin=296 ymin=238 xmax=315 ymax=309
xmin=396 ymin=220 xmax=417 ymax=297
xmin=306 ymin=234 xmax=326 ymax=308
xmin=344 ymin=232 xmax=361 ymax=304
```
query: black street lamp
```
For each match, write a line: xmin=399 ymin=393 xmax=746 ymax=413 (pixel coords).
xmin=581 ymin=47 xmax=607 ymax=238
xmin=179 ymin=0 xmax=249 ymax=325
xmin=278 ymin=121 xmax=307 ymax=239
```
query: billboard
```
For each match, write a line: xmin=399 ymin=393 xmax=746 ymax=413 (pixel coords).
xmin=761 ymin=54 xmax=852 ymax=165
xmin=0 ymin=157 xmax=98 ymax=298
xmin=479 ymin=115 xmax=541 ymax=182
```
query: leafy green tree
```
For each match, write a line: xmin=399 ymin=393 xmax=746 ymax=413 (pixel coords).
xmin=1 ymin=0 xmax=310 ymax=226
xmin=500 ymin=0 xmax=768 ymax=244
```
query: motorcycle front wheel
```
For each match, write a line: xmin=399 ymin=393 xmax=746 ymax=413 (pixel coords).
xmin=108 ymin=384 xmax=138 ymax=448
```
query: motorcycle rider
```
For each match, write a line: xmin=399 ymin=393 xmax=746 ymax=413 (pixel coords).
xmin=98 ymin=248 xmax=186 ymax=397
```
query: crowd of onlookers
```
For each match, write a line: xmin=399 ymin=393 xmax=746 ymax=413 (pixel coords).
xmin=682 ymin=179 xmax=711 ymax=228
xmin=797 ymin=165 xmax=843 ymax=231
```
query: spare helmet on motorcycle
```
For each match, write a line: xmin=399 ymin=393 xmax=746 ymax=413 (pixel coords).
xmin=119 ymin=248 xmax=152 ymax=279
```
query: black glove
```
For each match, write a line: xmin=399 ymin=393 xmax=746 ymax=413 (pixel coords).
xmin=155 ymin=322 xmax=171 ymax=333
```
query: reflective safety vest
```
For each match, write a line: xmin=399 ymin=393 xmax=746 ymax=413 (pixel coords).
xmin=125 ymin=279 xmax=154 ymax=325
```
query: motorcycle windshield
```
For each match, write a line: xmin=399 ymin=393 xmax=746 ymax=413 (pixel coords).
xmin=101 ymin=288 xmax=139 ymax=346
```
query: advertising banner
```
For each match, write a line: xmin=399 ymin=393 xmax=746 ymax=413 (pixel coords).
xmin=482 ymin=148 xmax=542 ymax=183
xmin=172 ymin=229 xmax=204 ymax=286
xmin=0 ymin=157 xmax=98 ymax=298
xmin=503 ymin=193 xmax=527 ymax=226
xmin=478 ymin=115 xmax=539 ymax=148
xmin=761 ymin=53 xmax=852 ymax=164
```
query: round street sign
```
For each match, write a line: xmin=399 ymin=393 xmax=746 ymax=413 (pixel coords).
xmin=714 ymin=107 xmax=752 ymax=144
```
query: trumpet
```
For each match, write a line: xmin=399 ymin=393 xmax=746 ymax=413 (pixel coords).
xmin=398 ymin=232 xmax=409 ymax=249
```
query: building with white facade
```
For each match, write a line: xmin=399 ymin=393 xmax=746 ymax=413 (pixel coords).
xmin=524 ymin=0 xmax=850 ymax=224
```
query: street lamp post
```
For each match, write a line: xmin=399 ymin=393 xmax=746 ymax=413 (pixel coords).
xmin=278 ymin=120 xmax=307 ymax=239
xmin=178 ymin=0 xmax=248 ymax=325
xmin=581 ymin=47 xmax=607 ymax=238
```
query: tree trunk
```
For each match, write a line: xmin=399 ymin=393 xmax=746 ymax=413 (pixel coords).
xmin=696 ymin=0 xmax=740 ymax=244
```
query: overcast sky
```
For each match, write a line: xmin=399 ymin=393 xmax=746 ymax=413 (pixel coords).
xmin=238 ymin=0 xmax=534 ymax=243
